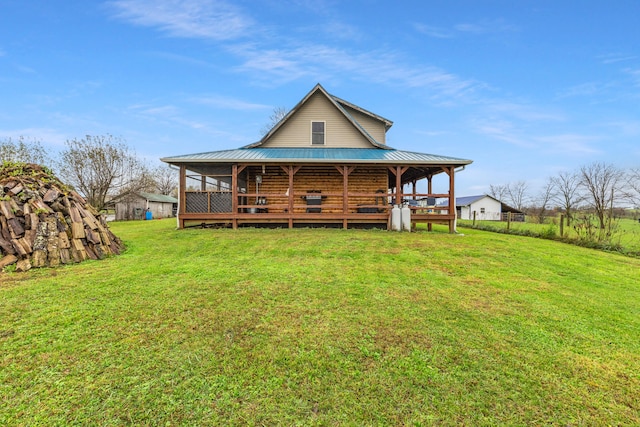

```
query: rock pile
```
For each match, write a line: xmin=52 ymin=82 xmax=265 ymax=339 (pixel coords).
xmin=0 ymin=162 xmax=124 ymax=272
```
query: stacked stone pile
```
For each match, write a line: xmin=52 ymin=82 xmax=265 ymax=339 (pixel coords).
xmin=0 ymin=162 xmax=123 ymax=272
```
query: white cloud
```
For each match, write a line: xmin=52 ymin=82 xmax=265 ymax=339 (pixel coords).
xmin=0 ymin=128 xmax=69 ymax=147
xmin=454 ymin=20 xmax=518 ymax=35
xmin=483 ymin=101 xmax=566 ymax=122
xmin=602 ymin=120 xmax=640 ymax=136
xmin=624 ymin=68 xmax=640 ymax=87
xmin=127 ymin=103 xmax=195 ymax=125
xmin=556 ymin=82 xmax=608 ymax=99
xmin=473 ymin=119 xmax=534 ymax=147
xmin=598 ymin=53 xmax=638 ymax=64
xmin=107 ymin=0 xmax=484 ymax=103
xmin=535 ymin=134 xmax=601 ymax=155
xmin=232 ymin=43 xmax=481 ymax=101
xmin=149 ymin=51 xmax=218 ymax=68
xmin=108 ymin=0 xmax=252 ymax=40
xmin=415 ymin=19 xmax=517 ymax=39
xmin=189 ymin=95 xmax=270 ymax=111
xmin=132 ymin=104 xmax=179 ymax=116
xmin=413 ymin=24 xmax=452 ymax=39
xmin=471 ymin=112 xmax=600 ymax=155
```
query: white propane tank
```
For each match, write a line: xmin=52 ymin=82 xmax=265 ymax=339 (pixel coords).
xmin=391 ymin=205 xmax=401 ymax=231
xmin=401 ymin=204 xmax=411 ymax=231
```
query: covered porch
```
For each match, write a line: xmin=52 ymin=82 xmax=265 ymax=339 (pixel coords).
xmin=176 ymin=161 xmax=462 ymax=231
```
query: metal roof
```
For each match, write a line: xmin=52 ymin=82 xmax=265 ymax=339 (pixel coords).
xmin=439 ymin=195 xmax=494 ymax=207
xmin=161 ymin=148 xmax=473 ymax=165
xmin=456 ymin=195 xmax=490 ymax=206
xmin=438 ymin=195 xmax=523 ymax=214
xmin=139 ymin=192 xmax=178 ymax=203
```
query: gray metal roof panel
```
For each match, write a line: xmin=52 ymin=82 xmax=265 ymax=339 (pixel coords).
xmin=139 ymin=192 xmax=179 ymax=203
xmin=456 ymin=195 xmax=488 ymax=206
xmin=161 ymin=148 xmax=473 ymax=165
xmin=438 ymin=195 xmax=498 ymax=207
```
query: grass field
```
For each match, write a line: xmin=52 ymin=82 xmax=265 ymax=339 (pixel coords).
xmin=458 ymin=217 xmax=640 ymax=253
xmin=1 ymin=219 xmax=639 ymax=425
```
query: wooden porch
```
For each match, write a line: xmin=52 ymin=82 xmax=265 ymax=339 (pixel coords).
xmin=177 ymin=163 xmax=458 ymax=231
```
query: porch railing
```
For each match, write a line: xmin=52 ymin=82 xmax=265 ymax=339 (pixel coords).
xmin=184 ymin=190 xmax=452 ymax=215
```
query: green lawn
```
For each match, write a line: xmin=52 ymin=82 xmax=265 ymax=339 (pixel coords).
xmin=458 ymin=217 xmax=640 ymax=253
xmin=1 ymin=219 xmax=639 ymax=425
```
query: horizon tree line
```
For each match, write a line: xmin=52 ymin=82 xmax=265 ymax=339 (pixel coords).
xmin=0 ymin=135 xmax=178 ymax=212
xmin=489 ymin=162 xmax=640 ymax=229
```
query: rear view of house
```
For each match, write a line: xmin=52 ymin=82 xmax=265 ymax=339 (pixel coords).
xmin=161 ymin=84 xmax=473 ymax=231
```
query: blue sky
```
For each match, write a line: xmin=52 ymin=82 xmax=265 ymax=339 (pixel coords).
xmin=1 ymin=0 xmax=639 ymax=197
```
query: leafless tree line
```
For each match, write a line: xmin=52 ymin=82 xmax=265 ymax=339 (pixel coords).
xmin=489 ymin=162 xmax=640 ymax=229
xmin=1 ymin=136 xmax=178 ymax=212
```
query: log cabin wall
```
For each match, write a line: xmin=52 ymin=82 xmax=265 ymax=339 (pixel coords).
xmin=245 ymin=165 xmax=388 ymax=213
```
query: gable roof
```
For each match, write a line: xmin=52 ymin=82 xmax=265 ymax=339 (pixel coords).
xmin=438 ymin=194 xmax=500 ymax=207
xmin=244 ymin=83 xmax=392 ymax=150
xmin=332 ymin=94 xmax=393 ymax=131
xmin=457 ymin=194 xmax=499 ymax=206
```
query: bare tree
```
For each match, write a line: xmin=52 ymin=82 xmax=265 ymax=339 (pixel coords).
xmin=260 ymin=106 xmax=288 ymax=136
xmin=57 ymin=135 xmax=150 ymax=211
xmin=488 ymin=184 xmax=509 ymax=201
xmin=153 ymin=164 xmax=178 ymax=196
xmin=0 ymin=136 xmax=52 ymax=166
xmin=626 ymin=167 xmax=640 ymax=208
xmin=533 ymin=177 xmax=556 ymax=224
xmin=551 ymin=170 xmax=584 ymax=226
xmin=505 ymin=180 xmax=529 ymax=211
xmin=579 ymin=162 xmax=625 ymax=230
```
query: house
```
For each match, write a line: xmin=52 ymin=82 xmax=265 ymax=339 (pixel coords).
xmin=115 ymin=192 xmax=178 ymax=221
xmin=161 ymin=84 xmax=472 ymax=231
xmin=441 ymin=195 xmax=525 ymax=221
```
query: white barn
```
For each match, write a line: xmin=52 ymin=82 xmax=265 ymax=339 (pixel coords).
xmin=456 ymin=195 xmax=502 ymax=220
xmin=443 ymin=195 xmax=525 ymax=221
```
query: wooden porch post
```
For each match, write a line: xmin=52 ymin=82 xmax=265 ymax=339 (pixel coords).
xmin=337 ymin=165 xmax=355 ymax=229
xmin=388 ymin=166 xmax=408 ymax=206
xmin=396 ymin=166 xmax=402 ymax=205
xmin=289 ymin=166 xmax=295 ymax=229
xmin=178 ymin=165 xmax=186 ymax=229
xmin=282 ymin=165 xmax=301 ymax=229
xmin=232 ymin=164 xmax=238 ymax=229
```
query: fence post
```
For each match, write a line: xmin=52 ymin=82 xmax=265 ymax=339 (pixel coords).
xmin=473 ymin=210 xmax=476 ymax=226
xmin=507 ymin=212 xmax=511 ymax=230
xmin=559 ymin=214 xmax=564 ymax=237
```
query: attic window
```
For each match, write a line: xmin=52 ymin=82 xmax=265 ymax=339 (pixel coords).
xmin=311 ymin=121 xmax=325 ymax=145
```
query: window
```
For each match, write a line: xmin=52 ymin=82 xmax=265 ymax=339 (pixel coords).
xmin=311 ymin=121 xmax=325 ymax=145
xmin=480 ymin=207 xmax=486 ymax=214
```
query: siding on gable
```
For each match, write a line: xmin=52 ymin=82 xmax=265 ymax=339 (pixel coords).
xmin=341 ymin=106 xmax=386 ymax=145
xmin=261 ymin=92 xmax=373 ymax=148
